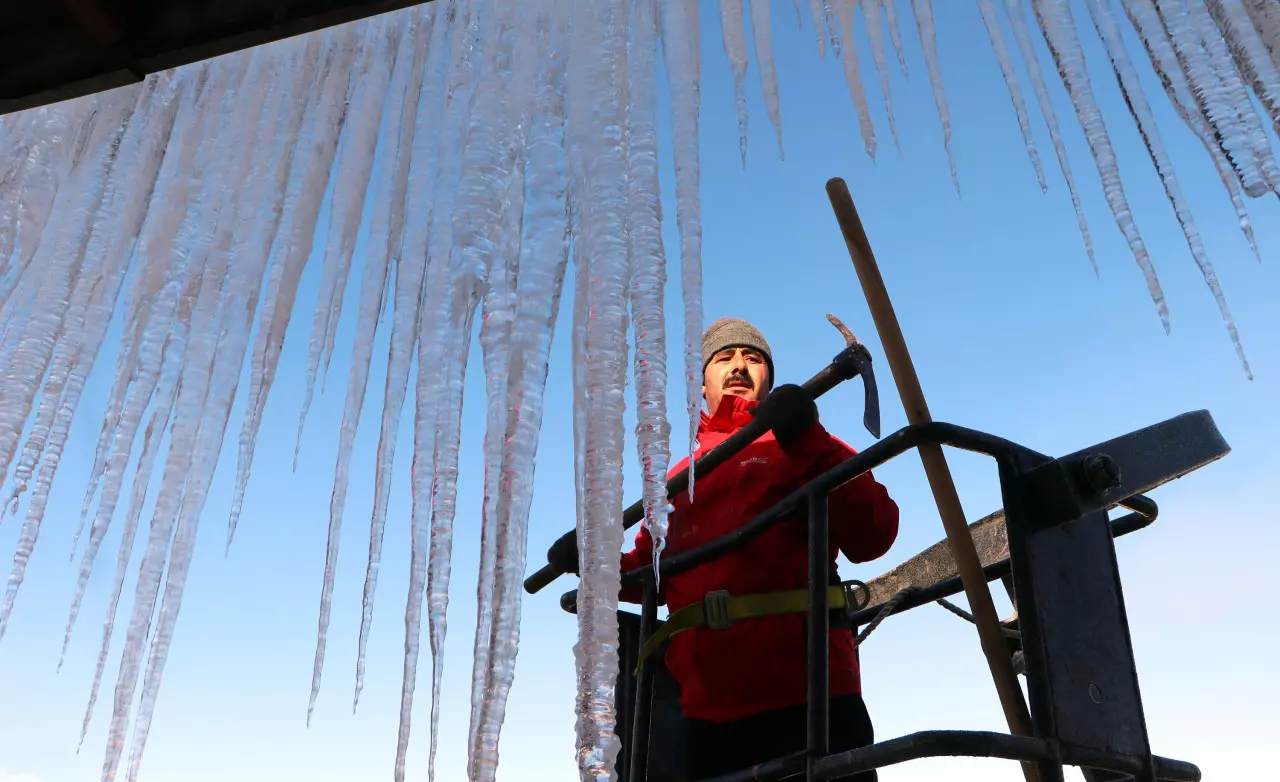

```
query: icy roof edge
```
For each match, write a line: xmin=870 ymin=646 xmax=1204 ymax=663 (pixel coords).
xmin=0 ymin=0 xmax=433 ymax=117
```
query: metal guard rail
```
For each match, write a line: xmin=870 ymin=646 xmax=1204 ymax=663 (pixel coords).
xmin=575 ymin=411 xmax=1229 ymax=782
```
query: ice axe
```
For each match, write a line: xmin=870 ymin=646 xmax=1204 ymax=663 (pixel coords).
xmin=825 ymin=313 xmax=880 ymax=440
xmin=522 ymin=317 xmax=881 ymax=596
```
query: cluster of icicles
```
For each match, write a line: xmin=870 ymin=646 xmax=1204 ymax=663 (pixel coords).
xmin=0 ymin=0 xmax=1276 ymax=780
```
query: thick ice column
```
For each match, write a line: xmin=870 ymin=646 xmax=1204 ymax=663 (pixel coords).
xmin=565 ymin=0 xmax=632 ymax=777
xmin=385 ymin=1 xmax=477 ymax=778
xmin=910 ymin=0 xmax=960 ymax=192
xmin=862 ymin=0 xmax=901 ymax=149
xmin=295 ymin=16 xmax=398 ymax=459
xmin=659 ymin=0 xmax=704 ymax=503
xmin=1005 ymin=0 xmax=1098 ymax=271
xmin=977 ymin=0 xmax=1047 ymax=191
xmin=467 ymin=4 xmax=572 ymax=775
xmin=1085 ymin=0 xmax=1251 ymax=375
xmin=718 ymin=0 xmax=753 ymax=165
xmin=750 ymin=0 xmax=786 ymax=157
xmin=1207 ymin=0 xmax=1280 ymax=138
xmin=833 ymin=0 xmax=878 ymax=158
xmin=1122 ymin=0 xmax=1263 ymax=263
xmin=1032 ymin=0 xmax=1169 ymax=330
xmin=348 ymin=7 xmax=433 ymax=712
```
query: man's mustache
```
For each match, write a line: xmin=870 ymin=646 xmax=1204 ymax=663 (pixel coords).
xmin=722 ymin=373 xmax=754 ymax=390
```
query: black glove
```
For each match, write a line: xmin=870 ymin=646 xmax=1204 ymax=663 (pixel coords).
xmin=750 ymin=384 xmax=819 ymax=447
xmin=547 ymin=535 xmax=581 ymax=575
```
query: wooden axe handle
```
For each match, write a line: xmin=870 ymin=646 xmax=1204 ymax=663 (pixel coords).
xmin=826 ymin=178 xmax=1039 ymax=781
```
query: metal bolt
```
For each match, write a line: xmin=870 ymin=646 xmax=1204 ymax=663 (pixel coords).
xmin=1080 ymin=454 xmax=1121 ymax=497
xmin=1088 ymin=683 xmax=1102 ymax=704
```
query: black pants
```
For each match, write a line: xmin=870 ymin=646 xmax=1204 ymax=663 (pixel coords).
xmin=684 ymin=694 xmax=877 ymax=781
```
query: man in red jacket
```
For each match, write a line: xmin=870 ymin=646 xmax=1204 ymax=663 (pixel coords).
xmin=620 ymin=317 xmax=899 ymax=781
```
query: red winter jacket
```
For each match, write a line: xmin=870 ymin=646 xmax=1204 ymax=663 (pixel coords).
xmin=619 ymin=394 xmax=899 ymax=724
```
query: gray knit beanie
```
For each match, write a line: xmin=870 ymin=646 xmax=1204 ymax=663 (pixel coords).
xmin=701 ymin=317 xmax=774 ymax=386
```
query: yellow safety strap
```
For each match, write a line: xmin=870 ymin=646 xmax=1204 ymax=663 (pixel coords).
xmin=633 ymin=583 xmax=867 ymax=675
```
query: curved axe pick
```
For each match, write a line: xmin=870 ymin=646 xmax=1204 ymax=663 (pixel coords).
xmin=827 ymin=313 xmax=881 ymax=439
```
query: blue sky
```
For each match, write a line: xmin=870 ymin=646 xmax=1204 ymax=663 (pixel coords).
xmin=2 ymin=1 xmax=1278 ymax=780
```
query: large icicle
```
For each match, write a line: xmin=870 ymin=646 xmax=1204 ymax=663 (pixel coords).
xmin=1086 ymin=0 xmax=1250 ymax=374
xmin=1156 ymin=0 xmax=1280 ymax=196
xmin=809 ymin=0 xmax=828 ymax=57
xmin=122 ymin=58 xmax=290 ymax=774
xmin=1004 ymin=0 xmax=1099 ymax=273
xmin=567 ymin=0 xmax=631 ymax=777
xmin=309 ymin=8 xmax=436 ymax=725
xmin=749 ymin=0 xmax=786 ymax=157
xmin=75 ymin=334 xmax=182 ymax=749
xmin=100 ymin=262 xmax=219 ymax=782
xmin=294 ymin=17 xmax=397 ymax=461
xmin=86 ymin=38 xmax=309 ymax=760
xmin=977 ymin=0 xmax=1048 ymax=192
xmin=0 ymin=93 xmax=133 ymax=510
xmin=1208 ymin=0 xmax=1280 ymax=138
xmin=1 ymin=99 xmax=134 ymax=516
xmin=97 ymin=50 xmax=273 ymax=781
xmin=248 ymin=35 xmax=365 ymax=725
xmin=833 ymin=0 xmax=878 ymax=159
xmin=1190 ymin=0 xmax=1280 ymax=194
xmin=822 ymin=0 xmax=844 ymax=57
xmin=3 ymin=75 xmax=171 ymax=653
xmin=626 ymin=0 xmax=673 ymax=577
xmin=0 ymin=102 xmax=95 ymax=324
xmin=351 ymin=6 xmax=433 ymax=713
xmin=463 ymin=0 xmax=541 ymax=775
xmin=470 ymin=8 xmax=572 ymax=779
xmin=659 ymin=0 xmax=703 ymax=509
xmin=362 ymin=19 xmax=451 ymax=731
xmin=3 ymin=81 xmax=166 ymax=522
xmin=910 ymin=0 xmax=961 ymax=193
xmin=880 ymin=0 xmax=910 ymax=77
xmin=399 ymin=0 xmax=486 ymax=777
xmin=1245 ymin=0 xmax=1280 ymax=72
xmin=862 ymin=0 xmax=902 ymax=150
xmin=468 ymin=172 xmax=521 ymax=782
xmin=1032 ymin=0 xmax=1169 ymax=330
xmin=227 ymin=24 xmax=360 ymax=551
xmin=70 ymin=102 xmax=198 ymax=560
xmin=718 ymin=0 xmax=753 ymax=165
xmin=4 ymin=105 xmax=142 ymax=519
xmin=0 ymin=92 xmax=137 ymax=641
xmin=1122 ymin=0 xmax=1263 ymax=263
xmin=64 ymin=67 xmax=226 ymax=745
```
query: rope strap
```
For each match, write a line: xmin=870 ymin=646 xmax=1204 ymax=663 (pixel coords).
xmin=935 ymin=597 xmax=1022 ymax=640
xmin=853 ymin=586 xmax=919 ymax=648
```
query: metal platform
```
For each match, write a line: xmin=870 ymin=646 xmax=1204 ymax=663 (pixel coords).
xmin=560 ymin=410 xmax=1229 ymax=782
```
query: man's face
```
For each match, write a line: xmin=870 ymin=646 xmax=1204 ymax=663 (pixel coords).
xmin=702 ymin=346 xmax=771 ymax=415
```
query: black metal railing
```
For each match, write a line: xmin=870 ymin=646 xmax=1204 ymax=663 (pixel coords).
xmin=553 ymin=410 xmax=1228 ymax=782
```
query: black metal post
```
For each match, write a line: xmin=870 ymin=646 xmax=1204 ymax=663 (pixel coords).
xmin=807 ymin=492 xmax=831 ymax=780
xmin=628 ymin=576 xmax=658 ymax=782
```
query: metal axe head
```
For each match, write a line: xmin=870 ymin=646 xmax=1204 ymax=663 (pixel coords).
xmin=826 ymin=314 xmax=882 ymax=440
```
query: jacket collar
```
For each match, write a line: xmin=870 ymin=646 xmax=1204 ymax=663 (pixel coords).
xmin=699 ymin=394 xmax=760 ymax=435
